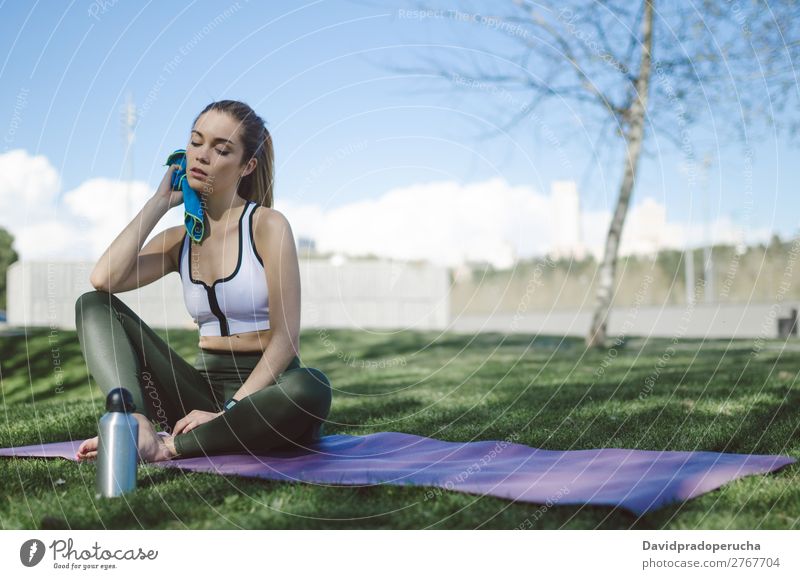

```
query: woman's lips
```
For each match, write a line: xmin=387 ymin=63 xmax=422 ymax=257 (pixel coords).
xmin=190 ymin=168 xmax=207 ymax=178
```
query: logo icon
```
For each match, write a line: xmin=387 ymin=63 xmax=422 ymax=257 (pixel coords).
xmin=20 ymin=539 xmax=46 ymax=567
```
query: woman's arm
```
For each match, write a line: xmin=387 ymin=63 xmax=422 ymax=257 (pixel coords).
xmin=230 ymin=209 xmax=301 ymax=400
xmin=90 ymin=164 xmax=180 ymax=290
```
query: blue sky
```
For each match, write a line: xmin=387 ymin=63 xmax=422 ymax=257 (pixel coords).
xmin=1 ymin=0 xmax=797 ymax=265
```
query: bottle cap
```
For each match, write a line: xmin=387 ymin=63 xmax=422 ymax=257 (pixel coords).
xmin=105 ymin=388 xmax=137 ymax=413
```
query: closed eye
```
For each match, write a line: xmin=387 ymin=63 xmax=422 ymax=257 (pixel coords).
xmin=190 ymin=141 xmax=229 ymax=156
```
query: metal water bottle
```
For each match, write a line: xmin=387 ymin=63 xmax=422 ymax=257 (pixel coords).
xmin=96 ymin=388 xmax=139 ymax=498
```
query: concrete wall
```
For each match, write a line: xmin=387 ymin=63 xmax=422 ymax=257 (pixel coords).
xmin=6 ymin=259 xmax=450 ymax=332
xmin=450 ymin=302 xmax=800 ymax=340
xmin=7 ymin=259 xmax=797 ymax=339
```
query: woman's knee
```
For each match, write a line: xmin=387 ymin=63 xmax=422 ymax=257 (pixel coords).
xmin=279 ymin=367 xmax=332 ymax=416
xmin=75 ymin=290 xmax=134 ymax=328
xmin=75 ymin=290 xmax=114 ymax=318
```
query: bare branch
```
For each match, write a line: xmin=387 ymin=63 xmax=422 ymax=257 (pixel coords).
xmin=510 ymin=1 xmax=629 ymax=124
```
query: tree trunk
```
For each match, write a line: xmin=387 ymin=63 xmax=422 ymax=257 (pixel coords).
xmin=586 ymin=0 xmax=654 ymax=349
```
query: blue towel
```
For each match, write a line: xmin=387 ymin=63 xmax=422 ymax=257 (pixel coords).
xmin=164 ymin=149 xmax=204 ymax=243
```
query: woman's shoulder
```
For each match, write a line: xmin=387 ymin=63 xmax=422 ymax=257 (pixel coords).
xmin=251 ymin=205 xmax=293 ymax=257
xmin=164 ymin=224 xmax=187 ymax=245
xmin=251 ymin=204 xmax=291 ymax=231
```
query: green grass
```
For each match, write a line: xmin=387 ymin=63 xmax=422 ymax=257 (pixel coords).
xmin=1 ymin=327 xmax=798 ymax=529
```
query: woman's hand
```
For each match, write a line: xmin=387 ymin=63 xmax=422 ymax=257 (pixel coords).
xmin=151 ymin=163 xmax=185 ymax=210
xmin=173 ymin=409 xmax=223 ymax=436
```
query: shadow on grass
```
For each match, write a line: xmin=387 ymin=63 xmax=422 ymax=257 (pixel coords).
xmin=1 ymin=327 xmax=798 ymax=529
xmin=0 ymin=327 xmax=202 ymax=404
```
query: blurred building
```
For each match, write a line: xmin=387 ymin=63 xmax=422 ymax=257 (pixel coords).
xmin=549 ymin=180 xmax=586 ymax=260
xmin=297 ymin=235 xmax=317 ymax=258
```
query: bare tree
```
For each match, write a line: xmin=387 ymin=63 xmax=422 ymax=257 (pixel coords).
xmin=368 ymin=0 xmax=799 ymax=347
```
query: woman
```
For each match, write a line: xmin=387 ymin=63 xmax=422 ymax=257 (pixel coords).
xmin=75 ymin=100 xmax=332 ymax=463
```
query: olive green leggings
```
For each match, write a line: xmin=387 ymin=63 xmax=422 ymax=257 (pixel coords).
xmin=74 ymin=290 xmax=332 ymax=458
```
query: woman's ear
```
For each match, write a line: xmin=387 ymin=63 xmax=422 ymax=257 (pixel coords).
xmin=242 ymin=158 xmax=257 ymax=178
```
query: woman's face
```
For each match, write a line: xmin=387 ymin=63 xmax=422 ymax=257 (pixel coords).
xmin=186 ymin=110 xmax=255 ymax=195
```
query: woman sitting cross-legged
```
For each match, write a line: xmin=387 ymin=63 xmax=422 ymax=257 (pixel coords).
xmin=75 ymin=100 xmax=332 ymax=463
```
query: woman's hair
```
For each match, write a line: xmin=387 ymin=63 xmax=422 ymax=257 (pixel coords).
xmin=192 ymin=99 xmax=275 ymax=208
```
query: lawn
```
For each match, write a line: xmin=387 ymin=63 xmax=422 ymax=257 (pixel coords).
xmin=0 ymin=327 xmax=797 ymax=529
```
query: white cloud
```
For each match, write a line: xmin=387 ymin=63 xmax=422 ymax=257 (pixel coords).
xmin=279 ymin=177 xmax=551 ymax=269
xmin=581 ymin=197 xmax=772 ymax=260
xmin=62 ymin=177 xmax=155 ymax=257
xmin=0 ymin=149 xmax=775 ymax=267
xmin=281 ymin=178 xmax=773 ymax=268
xmin=0 ymin=149 xmax=60 ymax=210
xmin=0 ymin=149 xmax=181 ymax=260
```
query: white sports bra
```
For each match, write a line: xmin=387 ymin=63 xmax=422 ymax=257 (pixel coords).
xmin=177 ymin=199 xmax=270 ymax=336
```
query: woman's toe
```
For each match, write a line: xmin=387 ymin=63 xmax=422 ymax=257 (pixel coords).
xmin=77 ymin=436 xmax=99 ymax=460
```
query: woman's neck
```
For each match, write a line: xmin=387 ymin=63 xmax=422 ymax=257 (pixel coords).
xmin=201 ymin=190 xmax=246 ymax=224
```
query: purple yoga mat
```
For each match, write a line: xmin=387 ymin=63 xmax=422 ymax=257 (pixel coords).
xmin=0 ymin=431 xmax=794 ymax=516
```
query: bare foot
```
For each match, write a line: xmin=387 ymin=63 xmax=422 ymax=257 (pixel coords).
xmin=76 ymin=413 xmax=178 ymax=463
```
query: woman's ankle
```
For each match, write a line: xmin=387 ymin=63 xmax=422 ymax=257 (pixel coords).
xmin=163 ymin=436 xmax=179 ymax=460
xmin=130 ymin=412 xmax=156 ymax=427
